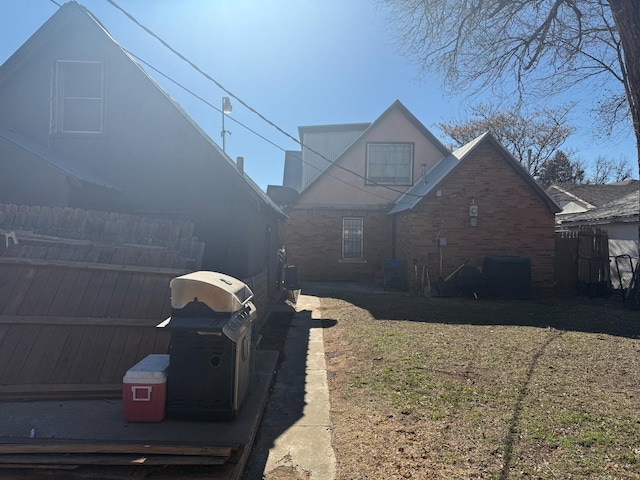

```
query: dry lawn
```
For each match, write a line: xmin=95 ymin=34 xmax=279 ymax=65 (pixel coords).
xmin=319 ymin=292 xmax=640 ymax=479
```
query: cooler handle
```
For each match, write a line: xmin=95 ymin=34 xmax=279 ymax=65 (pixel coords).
xmin=131 ymin=386 xmax=152 ymax=402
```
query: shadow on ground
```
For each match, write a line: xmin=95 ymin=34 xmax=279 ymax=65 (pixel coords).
xmin=300 ymin=282 xmax=640 ymax=340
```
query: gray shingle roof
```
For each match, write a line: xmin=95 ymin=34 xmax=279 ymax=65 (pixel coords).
xmin=557 ymin=190 xmax=639 ymax=224
xmin=549 ymin=180 xmax=639 ymax=208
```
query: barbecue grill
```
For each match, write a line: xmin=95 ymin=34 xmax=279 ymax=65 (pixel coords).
xmin=158 ymin=271 xmax=256 ymax=421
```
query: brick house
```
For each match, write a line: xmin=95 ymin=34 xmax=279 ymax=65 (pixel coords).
xmin=280 ymin=101 xmax=560 ymax=295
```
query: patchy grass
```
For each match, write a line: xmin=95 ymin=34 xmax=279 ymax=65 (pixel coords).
xmin=320 ymin=293 xmax=640 ymax=479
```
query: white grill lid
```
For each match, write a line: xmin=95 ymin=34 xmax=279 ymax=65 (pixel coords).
xmin=170 ymin=271 xmax=254 ymax=313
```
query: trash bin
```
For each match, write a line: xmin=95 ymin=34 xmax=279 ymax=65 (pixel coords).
xmin=157 ymin=271 xmax=256 ymax=421
xmin=483 ymin=256 xmax=531 ymax=298
xmin=284 ymin=265 xmax=297 ymax=289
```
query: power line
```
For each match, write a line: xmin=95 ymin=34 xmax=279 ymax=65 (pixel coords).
xmin=104 ymin=0 xmax=429 ymax=199
xmin=42 ymin=1 xmax=400 ymax=202
xmin=128 ymin=53 xmax=399 ymax=200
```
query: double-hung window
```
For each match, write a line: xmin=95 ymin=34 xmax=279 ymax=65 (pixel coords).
xmin=366 ymin=143 xmax=413 ymax=185
xmin=52 ymin=60 xmax=104 ymax=134
xmin=342 ymin=217 xmax=363 ymax=260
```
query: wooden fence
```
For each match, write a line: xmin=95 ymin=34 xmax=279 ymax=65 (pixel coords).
xmin=0 ymin=203 xmax=282 ymax=400
xmin=555 ymin=227 xmax=610 ymax=296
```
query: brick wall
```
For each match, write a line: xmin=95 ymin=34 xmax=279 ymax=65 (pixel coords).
xmin=282 ymin=208 xmax=392 ymax=282
xmin=396 ymin=143 xmax=556 ymax=295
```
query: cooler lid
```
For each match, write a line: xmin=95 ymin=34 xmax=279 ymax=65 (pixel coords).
xmin=170 ymin=271 xmax=254 ymax=313
xmin=123 ymin=354 xmax=169 ymax=383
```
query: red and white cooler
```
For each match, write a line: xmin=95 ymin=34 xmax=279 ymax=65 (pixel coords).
xmin=123 ymin=354 xmax=169 ymax=422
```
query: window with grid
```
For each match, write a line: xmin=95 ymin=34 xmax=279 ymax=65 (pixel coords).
xmin=52 ymin=60 xmax=104 ymax=134
xmin=366 ymin=143 xmax=414 ymax=185
xmin=342 ymin=217 xmax=363 ymax=260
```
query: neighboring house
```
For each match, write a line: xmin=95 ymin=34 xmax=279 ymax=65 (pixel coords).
xmin=547 ymin=181 xmax=639 ymax=246
xmin=279 ymin=101 xmax=560 ymax=295
xmin=547 ymin=181 xmax=639 ymax=288
xmin=0 ymin=1 xmax=285 ymax=290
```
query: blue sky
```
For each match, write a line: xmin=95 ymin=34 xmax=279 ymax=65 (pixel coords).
xmin=1 ymin=0 xmax=638 ymax=189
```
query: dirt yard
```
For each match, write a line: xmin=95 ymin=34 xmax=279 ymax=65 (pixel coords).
xmin=317 ymin=291 xmax=640 ymax=479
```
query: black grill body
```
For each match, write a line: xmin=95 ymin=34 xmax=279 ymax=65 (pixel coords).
xmin=158 ymin=272 xmax=256 ymax=421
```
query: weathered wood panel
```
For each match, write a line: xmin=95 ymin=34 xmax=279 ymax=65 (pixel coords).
xmin=0 ymin=320 xmax=170 ymax=399
xmin=0 ymin=249 xmax=274 ymax=399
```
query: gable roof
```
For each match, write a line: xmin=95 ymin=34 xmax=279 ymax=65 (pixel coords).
xmin=295 ymin=123 xmax=371 ymax=191
xmin=390 ymin=132 xmax=561 ymax=215
xmin=548 ymin=180 xmax=640 ymax=209
xmin=0 ymin=1 xmax=284 ymax=218
xmin=556 ymin=189 xmax=639 ymax=225
xmin=292 ymin=100 xmax=451 ymax=196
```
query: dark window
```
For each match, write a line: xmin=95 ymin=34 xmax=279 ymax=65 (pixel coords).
xmin=342 ymin=217 xmax=363 ymax=260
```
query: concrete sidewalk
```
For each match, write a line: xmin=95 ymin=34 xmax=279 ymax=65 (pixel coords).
xmin=245 ymin=292 xmax=336 ymax=479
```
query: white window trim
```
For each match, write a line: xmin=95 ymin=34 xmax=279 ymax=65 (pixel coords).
xmin=365 ymin=142 xmax=414 ymax=186
xmin=52 ymin=60 xmax=105 ymax=135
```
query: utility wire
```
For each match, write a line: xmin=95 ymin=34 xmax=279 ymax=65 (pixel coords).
xmin=42 ymin=0 xmax=400 ymax=202
xmin=128 ymin=53 xmax=399 ymax=201
xmin=104 ymin=0 xmax=429 ymax=199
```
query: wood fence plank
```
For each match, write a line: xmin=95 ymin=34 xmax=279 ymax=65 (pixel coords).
xmin=2 ymin=267 xmax=36 ymax=315
xmin=76 ymin=271 xmax=106 ymax=317
xmin=119 ymin=274 xmax=145 ymax=319
xmin=135 ymin=329 xmax=160 ymax=364
xmin=1 ymin=325 xmax=40 ymax=384
xmin=0 ymin=324 xmax=9 ymax=348
xmin=152 ymin=330 xmax=170 ymax=355
xmin=49 ymin=326 xmax=87 ymax=384
xmin=0 ymin=265 xmax=21 ymax=313
xmin=81 ymin=326 xmax=115 ymax=384
xmin=148 ymin=277 xmax=171 ymax=320
xmin=64 ymin=327 xmax=100 ymax=384
xmin=61 ymin=270 xmax=92 ymax=317
xmin=14 ymin=325 xmax=57 ymax=385
xmin=17 ymin=268 xmax=53 ymax=316
xmin=105 ymin=273 xmax=132 ymax=319
xmin=132 ymin=275 xmax=158 ymax=319
xmin=116 ymin=327 xmax=144 ymax=375
xmin=97 ymin=326 xmax=129 ymax=384
xmin=32 ymin=268 xmax=67 ymax=316
xmin=90 ymin=272 xmax=119 ymax=318
xmin=0 ymin=325 xmax=25 ymax=381
xmin=48 ymin=268 xmax=80 ymax=316
xmin=32 ymin=325 xmax=72 ymax=385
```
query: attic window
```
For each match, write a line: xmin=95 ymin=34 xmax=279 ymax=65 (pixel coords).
xmin=366 ymin=143 xmax=413 ymax=186
xmin=52 ymin=60 xmax=104 ymax=134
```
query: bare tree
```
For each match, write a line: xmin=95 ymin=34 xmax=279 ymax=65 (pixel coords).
xmin=382 ymin=0 xmax=640 ymax=176
xmin=438 ymin=103 xmax=575 ymax=177
xmin=588 ymin=155 xmax=634 ymax=184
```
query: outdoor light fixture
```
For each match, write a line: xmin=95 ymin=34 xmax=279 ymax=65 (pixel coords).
xmin=221 ymin=96 xmax=232 ymax=152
